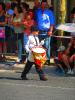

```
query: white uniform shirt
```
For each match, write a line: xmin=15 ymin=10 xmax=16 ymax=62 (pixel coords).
xmin=25 ymin=34 xmax=40 ymax=62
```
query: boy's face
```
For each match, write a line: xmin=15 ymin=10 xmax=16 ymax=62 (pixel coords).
xmin=32 ymin=31 xmax=39 ymax=35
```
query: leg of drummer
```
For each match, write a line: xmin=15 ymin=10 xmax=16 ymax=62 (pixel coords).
xmin=35 ymin=64 xmax=47 ymax=81
xmin=21 ymin=60 xmax=33 ymax=80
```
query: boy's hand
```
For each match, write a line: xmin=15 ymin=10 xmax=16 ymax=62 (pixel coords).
xmin=48 ymin=31 xmax=52 ymax=36
xmin=40 ymin=40 xmax=44 ymax=45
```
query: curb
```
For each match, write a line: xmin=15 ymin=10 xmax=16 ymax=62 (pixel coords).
xmin=0 ymin=58 xmax=55 ymax=72
xmin=0 ymin=63 xmax=25 ymax=72
xmin=0 ymin=69 xmax=16 ymax=73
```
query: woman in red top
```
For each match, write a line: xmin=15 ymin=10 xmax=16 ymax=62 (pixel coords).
xmin=58 ymin=46 xmax=71 ymax=72
xmin=22 ymin=12 xmax=35 ymax=47
xmin=55 ymin=45 xmax=74 ymax=75
xmin=57 ymin=37 xmax=75 ymax=74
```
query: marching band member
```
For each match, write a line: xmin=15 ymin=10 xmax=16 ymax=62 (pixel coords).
xmin=21 ymin=25 xmax=47 ymax=81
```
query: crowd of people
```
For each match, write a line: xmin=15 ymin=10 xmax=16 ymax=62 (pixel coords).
xmin=0 ymin=0 xmax=75 ymax=80
xmin=0 ymin=0 xmax=55 ymax=63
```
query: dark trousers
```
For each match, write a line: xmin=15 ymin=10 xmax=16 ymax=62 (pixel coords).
xmin=21 ymin=60 xmax=45 ymax=79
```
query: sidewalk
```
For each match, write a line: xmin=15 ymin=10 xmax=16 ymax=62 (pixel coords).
xmin=0 ymin=62 xmax=25 ymax=71
xmin=0 ymin=55 xmax=55 ymax=73
xmin=1 ymin=57 xmax=74 ymax=77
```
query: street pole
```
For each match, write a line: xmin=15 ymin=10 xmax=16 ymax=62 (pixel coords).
xmin=54 ymin=0 xmax=67 ymax=45
xmin=59 ymin=0 xmax=67 ymax=36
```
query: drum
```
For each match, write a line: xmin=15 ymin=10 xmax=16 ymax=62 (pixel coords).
xmin=32 ymin=46 xmax=47 ymax=68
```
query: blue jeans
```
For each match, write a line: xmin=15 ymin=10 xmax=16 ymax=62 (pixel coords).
xmin=44 ymin=36 xmax=51 ymax=60
xmin=18 ymin=39 xmax=22 ymax=60
xmin=24 ymin=34 xmax=28 ymax=46
xmin=24 ymin=34 xmax=29 ymax=58
xmin=38 ymin=31 xmax=51 ymax=60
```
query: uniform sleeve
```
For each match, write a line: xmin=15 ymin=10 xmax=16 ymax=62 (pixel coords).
xmin=24 ymin=36 xmax=30 ymax=53
xmin=25 ymin=41 xmax=30 ymax=53
xmin=25 ymin=36 xmax=35 ymax=52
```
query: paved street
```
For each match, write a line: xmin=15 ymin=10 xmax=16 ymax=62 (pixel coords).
xmin=0 ymin=62 xmax=75 ymax=100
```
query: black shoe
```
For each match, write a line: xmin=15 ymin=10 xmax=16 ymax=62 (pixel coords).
xmin=21 ymin=76 xmax=28 ymax=80
xmin=20 ymin=60 xmax=25 ymax=63
xmin=40 ymin=77 xmax=48 ymax=81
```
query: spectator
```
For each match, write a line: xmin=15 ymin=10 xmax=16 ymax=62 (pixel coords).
xmin=70 ymin=7 xmax=75 ymax=23
xmin=0 ymin=2 xmax=6 ymax=61
xmin=21 ymin=2 xmax=29 ymax=20
xmin=54 ymin=45 xmax=71 ymax=74
xmin=22 ymin=11 xmax=35 ymax=62
xmin=22 ymin=12 xmax=35 ymax=47
xmin=11 ymin=4 xmax=23 ymax=63
xmin=66 ymin=37 xmax=75 ymax=73
xmin=33 ymin=0 xmax=40 ymax=21
xmin=20 ymin=2 xmax=29 ymax=63
xmin=5 ymin=2 xmax=11 ymax=12
xmin=5 ymin=8 xmax=15 ymax=53
xmin=54 ymin=37 xmax=75 ymax=75
xmin=35 ymin=0 xmax=55 ymax=65
xmin=70 ymin=7 xmax=75 ymax=36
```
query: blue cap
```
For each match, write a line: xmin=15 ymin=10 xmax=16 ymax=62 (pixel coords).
xmin=7 ymin=9 xmax=14 ymax=15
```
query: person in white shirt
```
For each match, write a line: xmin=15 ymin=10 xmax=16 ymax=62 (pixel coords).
xmin=21 ymin=25 xmax=47 ymax=81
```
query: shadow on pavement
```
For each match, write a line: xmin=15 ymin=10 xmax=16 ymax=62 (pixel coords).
xmin=0 ymin=77 xmax=21 ymax=80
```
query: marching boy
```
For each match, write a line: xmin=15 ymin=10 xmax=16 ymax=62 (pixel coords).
xmin=21 ymin=25 xmax=47 ymax=81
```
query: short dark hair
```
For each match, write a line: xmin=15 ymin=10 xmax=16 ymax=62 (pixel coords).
xmin=41 ymin=0 xmax=47 ymax=3
xmin=16 ymin=5 xmax=22 ymax=13
xmin=71 ymin=7 xmax=75 ymax=14
xmin=31 ymin=25 xmax=39 ymax=32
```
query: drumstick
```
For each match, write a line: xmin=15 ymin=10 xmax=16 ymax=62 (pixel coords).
xmin=43 ymin=35 xmax=72 ymax=42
